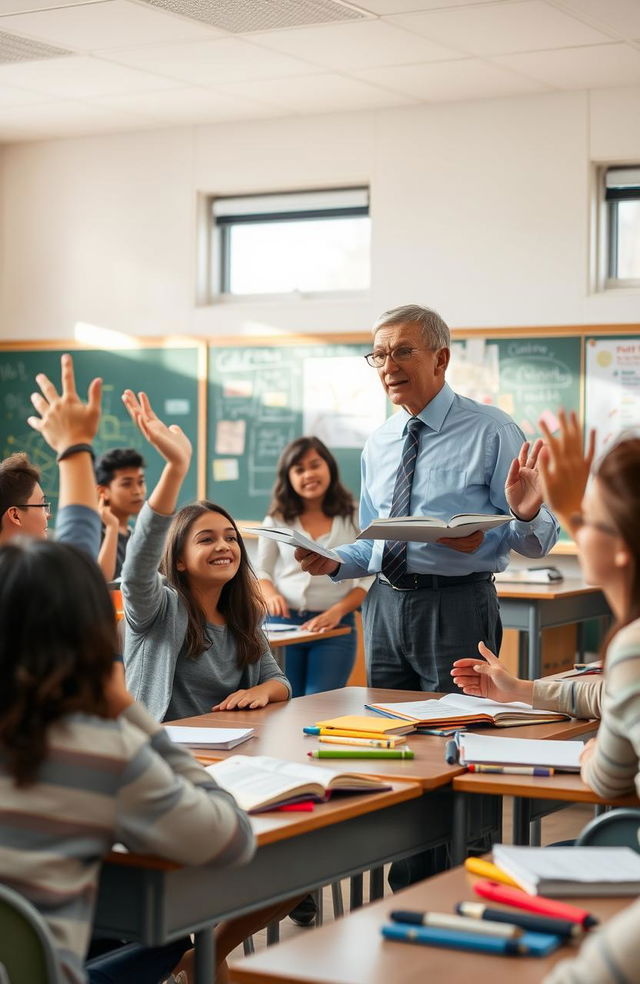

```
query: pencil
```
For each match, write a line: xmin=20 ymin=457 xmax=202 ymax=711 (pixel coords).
xmin=307 ymin=749 xmax=414 ymax=759
xmin=318 ymin=736 xmax=405 ymax=749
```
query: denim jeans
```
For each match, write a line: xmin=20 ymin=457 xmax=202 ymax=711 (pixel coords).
xmin=269 ymin=611 xmax=356 ymax=697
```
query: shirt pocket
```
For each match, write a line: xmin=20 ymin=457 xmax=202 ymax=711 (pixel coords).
xmin=414 ymin=467 xmax=468 ymax=515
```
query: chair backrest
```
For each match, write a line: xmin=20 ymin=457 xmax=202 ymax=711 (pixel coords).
xmin=0 ymin=883 xmax=65 ymax=984
xmin=575 ymin=808 xmax=640 ymax=852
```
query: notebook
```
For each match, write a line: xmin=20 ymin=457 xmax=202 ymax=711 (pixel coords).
xmin=314 ymin=714 xmax=415 ymax=738
xmin=457 ymin=733 xmax=584 ymax=771
xmin=357 ymin=513 xmax=511 ymax=543
xmin=493 ymin=845 xmax=640 ymax=896
xmin=366 ymin=693 xmax=570 ymax=729
xmin=164 ymin=726 xmax=255 ymax=750
xmin=204 ymin=755 xmax=390 ymax=813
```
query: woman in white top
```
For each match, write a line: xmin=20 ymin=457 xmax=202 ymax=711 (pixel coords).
xmin=257 ymin=437 xmax=373 ymax=697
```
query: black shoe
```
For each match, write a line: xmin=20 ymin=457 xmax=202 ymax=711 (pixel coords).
xmin=288 ymin=894 xmax=317 ymax=927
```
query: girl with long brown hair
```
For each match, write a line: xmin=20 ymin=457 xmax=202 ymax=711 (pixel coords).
xmin=120 ymin=391 xmax=290 ymax=723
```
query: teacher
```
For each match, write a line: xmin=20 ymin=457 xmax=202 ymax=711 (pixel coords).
xmin=296 ymin=304 xmax=560 ymax=694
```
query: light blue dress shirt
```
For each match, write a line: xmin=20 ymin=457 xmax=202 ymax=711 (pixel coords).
xmin=335 ymin=383 xmax=559 ymax=579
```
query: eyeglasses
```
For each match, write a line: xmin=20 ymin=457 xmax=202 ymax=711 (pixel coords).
xmin=364 ymin=345 xmax=432 ymax=368
xmin=17 ymin=502 xmax=52 ymax=516
xmin=570 ymin=512 xmax=618 ymax=537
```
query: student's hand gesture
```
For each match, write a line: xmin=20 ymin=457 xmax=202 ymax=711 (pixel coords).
xmin=99 ymin=492 xmax=119 ymax=531
xmin=265 ymin=592 xmax=290 ymax=618
xmin=450 ymin=641 xmax=534 ymax=704
xmin=122 ymin=390 xmax=192 ymax=475
xmin=504 ymin=438 xmax=544 ymax=521
xmin=294 ymin=547 xmax=340 ymax=577
xmin=538 ymin=410 xmax=595 ymax=536
xmin=27 ymin=353 xmax=102 ymax=452
xmin=212 ymin=686 xmax=270 ymax=711
xmin=301 ymin=608 xmax=342 ymax=632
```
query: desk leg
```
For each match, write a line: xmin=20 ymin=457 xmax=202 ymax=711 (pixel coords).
xmin=527 ymin=607 xmax=541 ymax=679
xmin=452 ymin=791 xmax=467 ymax=866
xmin=513 ymin=797 xmax=531 ymax=845
xmin=530 ymin=817 xmax=541 ymax=847
xmin=193 ymin=927 xmax=215 ymax=984
xmin=370 ymin=866 xmax=384 ymax=901
xmin=350 ymin=874 xmax=363 ymax=910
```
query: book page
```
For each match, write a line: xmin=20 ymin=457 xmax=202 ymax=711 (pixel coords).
xmin=241 ymin=526 xmax=341 ymax=562
xmin=370 ymin=699 xmax=470 ymax=722
xmin=205 ymin=756 xmax=324 ymax=811
xmin=494 ymin=846 xmax=640 ymax=885
xmin=441 ymin=693 xmax=554 ymax=717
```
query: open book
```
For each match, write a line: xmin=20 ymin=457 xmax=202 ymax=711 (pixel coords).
xmin=241 ymin=525 xmax=340 ymax=562
xmin=458 ymin=733 xmax=584 ymax=771
xmin=365 ymin=693 xmax=571 ymax=729
xmin=204 ymin=755 xmax=390 ymax=813
xmin=357 ymin=513 xmax=511 ymax=543
xmin=164 ymin=726 xmax=255 ymax=750
xmin=493 ymin=845 xmax=640 ymax=897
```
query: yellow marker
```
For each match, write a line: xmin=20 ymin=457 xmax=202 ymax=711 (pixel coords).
xmin=464 ymin=857 xmax=520 ymax=888
xmin=318 ymin=735 xmax=405 ymax=749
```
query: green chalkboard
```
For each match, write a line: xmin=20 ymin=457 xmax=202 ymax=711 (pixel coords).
xmin=207 ymin=340 xmax=388 ymax=521
xmin=0 ymin=345 xmax=201 ymax=519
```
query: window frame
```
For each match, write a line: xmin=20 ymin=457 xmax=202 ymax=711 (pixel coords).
xmin=207 ymin=187 xmax=371 ymax=301
xmin=600 ymin=166 xmax=640 ymax=291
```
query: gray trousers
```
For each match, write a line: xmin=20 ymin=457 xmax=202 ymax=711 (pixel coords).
xmin=362 ymin=574 xmax=502 ymax=694
xmin=362 ymin=574 xmax=503 ymax=890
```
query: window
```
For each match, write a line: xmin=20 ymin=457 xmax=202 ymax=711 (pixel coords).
xmin=604 ymin=167 xmax=640 ymax=288
xmin=210 ymin=188 xmax=370 ymax=298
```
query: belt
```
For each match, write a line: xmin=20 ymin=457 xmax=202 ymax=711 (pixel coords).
xmin=377 ymin=571 xmax=493 ymax=592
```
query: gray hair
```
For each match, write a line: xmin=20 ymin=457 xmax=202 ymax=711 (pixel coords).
xmin=373 ymin=304 xmax=450 ymax=349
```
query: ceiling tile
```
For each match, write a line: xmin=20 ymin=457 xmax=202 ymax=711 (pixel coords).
xmin=355 ymin=0 xmax=504 ymax=11
xmin=387 ymin=1 xmax=613 ymax=55
xmin=0 ymin=54 xmax=182 ymax=97
xmin=0 ymin=1 xmax=223 ymax=51
xmin=494 ymin=42 xmax=640 ymax=88
xmin=102 ymin=36 xmax=320 ymax=85
xmin=0 ymin=98 xmax=149 ymax=140
xmin=0 ymin=80 xmax=50 ymax=104
xmin=355 ymin=58 xmax=549 ymax=100
xmin=218 ymin=72 xmax=419 ymax=113
xmin=248 ymin=19 xmax=461 ymax=70
xmin=557 ymin=0 xmax=640 ymax=39
xmin=93 ymin=85 xmax=280 ymax=123
xmin=0 ymin=0 xmax=103 ymax=12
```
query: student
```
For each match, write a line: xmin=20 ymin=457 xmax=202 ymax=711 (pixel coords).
xmin=120 ymin=390 xmax=291 ymax=723
xmin=95 ymin=447 xmax=146 ymax=581
xmin=0 ymin=452 xmax=50 ymax=542
xmin=257 ymin=437 xmax=373 ymax=697
xmin=452 ymin=413 xmax=640 ymax=984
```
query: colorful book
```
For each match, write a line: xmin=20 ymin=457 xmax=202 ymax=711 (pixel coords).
xmin=366 ymin=693 xmax=570 ymax=729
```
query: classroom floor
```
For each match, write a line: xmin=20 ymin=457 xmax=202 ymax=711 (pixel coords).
xmin=228 ymin=799 xmax=594 ymax=964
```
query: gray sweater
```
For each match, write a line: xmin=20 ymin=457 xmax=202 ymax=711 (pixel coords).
xmin=122 ymin=502 xmax=291 ymax=721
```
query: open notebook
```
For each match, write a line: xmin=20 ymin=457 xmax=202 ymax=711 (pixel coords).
xmin=366 ymin=693 xmax=571 ymax=729
xmin=458 ymin=733 xmax=584 ymax=771
xmin=164 ymin=726 xmax=255 ymax=750
xmin=205 ymin=755 xmax=390 ymax=813
xmin=493 ymin=845 xmax=640 ymax=896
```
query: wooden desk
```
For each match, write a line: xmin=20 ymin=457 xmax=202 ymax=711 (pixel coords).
xmin=452 ymin=770 xmax=640 ymax=862
xmin=96 ymin=782 xmax=424 ymax=984
xmin=496 ymin=580 xmax=611 ymax=678
xmin=228 ymin=862 xmax=633 ymax=984
xmin=267 ymin=626 xmax=351 ymax=649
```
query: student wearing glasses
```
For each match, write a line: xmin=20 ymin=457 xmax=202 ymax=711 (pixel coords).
xmin=295 ymin=303 xmax=559 ymax=888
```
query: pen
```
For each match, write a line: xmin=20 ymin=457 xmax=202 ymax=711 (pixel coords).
xmin=318 ymin=736 xmax=404 ymax=749
xmin=303 ymin=727 xmax=398 ymax=740
xmin=473 ymin=880 xmax=599 ymax=929
xmin=456 ymin=902 xmax=584 ymax=939
xmin=390 ymin=909 xmax=522 ymax=938
xmin=307 ymin=749 xmax=414 ymax=759
xmin=445 ymin=737 xmax=459 ymax=765
xmin=382 ymin=923 xmax=555 ymax=955
xmin=463 ymin=857 xmax=520 ymax=887
xmin=468 ymin=765 xmax=555 ymax=777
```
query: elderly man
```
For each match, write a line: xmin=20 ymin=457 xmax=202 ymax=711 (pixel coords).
xmin=297 ymin=303 xmax=559 ymax=692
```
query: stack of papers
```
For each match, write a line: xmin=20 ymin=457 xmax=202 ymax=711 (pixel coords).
xmin=493 ymin=845 xmax=640 ymax=896
xmin=458 ymin=733 xmax=584 ymax=771
xmin=164 ymin=726 xmax=255 ymax=750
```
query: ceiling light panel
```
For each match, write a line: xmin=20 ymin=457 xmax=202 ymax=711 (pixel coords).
xmin=137 ymin=0 xmax=366 ymax=33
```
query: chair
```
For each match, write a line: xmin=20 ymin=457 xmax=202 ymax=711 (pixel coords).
xmin=0 ymin=883 xmax=65 ymax=983
xmin=575 ymin=808 xmax=640 ymax=852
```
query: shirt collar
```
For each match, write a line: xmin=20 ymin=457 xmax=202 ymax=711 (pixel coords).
xmin=395 ymin=382 xmax=455 ymax=434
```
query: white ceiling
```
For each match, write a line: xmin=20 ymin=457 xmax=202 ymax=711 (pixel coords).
xmin=0 ymin=0 xmax=638 ymax=142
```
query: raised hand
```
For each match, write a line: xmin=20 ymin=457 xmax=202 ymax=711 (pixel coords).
xmin=450 ymin=641 xmax=534 ymax=704
xmin=504 ymin=438 xmax=544 ymax=521
xmin=538 ymin=410 xmax=595 ymax=535
xmin=122 ymin=390 xmax=191 ymax=474
xmin=27 ymin=353 xmax=102 ymax=452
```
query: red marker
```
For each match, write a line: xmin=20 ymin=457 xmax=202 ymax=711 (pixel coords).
xmin=473 ymin=880 xmax=599 ymax=929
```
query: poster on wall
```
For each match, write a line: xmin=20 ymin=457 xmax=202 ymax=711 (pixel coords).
xmin=585 ymin=337 xmax=640 ymax=458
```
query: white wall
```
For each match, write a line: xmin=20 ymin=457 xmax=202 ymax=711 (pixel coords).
xmin=1 ymin=84 xmax=639 ymax=342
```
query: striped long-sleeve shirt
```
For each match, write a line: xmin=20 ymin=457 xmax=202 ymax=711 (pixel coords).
xmin=539 ymin=616 xmax=640 ymax=984
xmin=0 ymin=701 xmax=255 ymax=984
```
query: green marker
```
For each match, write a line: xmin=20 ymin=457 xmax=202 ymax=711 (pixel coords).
xmin=307 ymin=749 xmax=414 ymax=759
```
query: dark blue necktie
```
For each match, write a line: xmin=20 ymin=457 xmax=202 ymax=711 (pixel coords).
xmin=381 ymin=417 xmax=425 ymax=585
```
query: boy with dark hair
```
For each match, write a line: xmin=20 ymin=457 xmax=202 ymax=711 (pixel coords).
xmin=95 ymin=447 xmax=146 ymax=580
xmin=0 ymin=452 xmax=49 ymax=543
